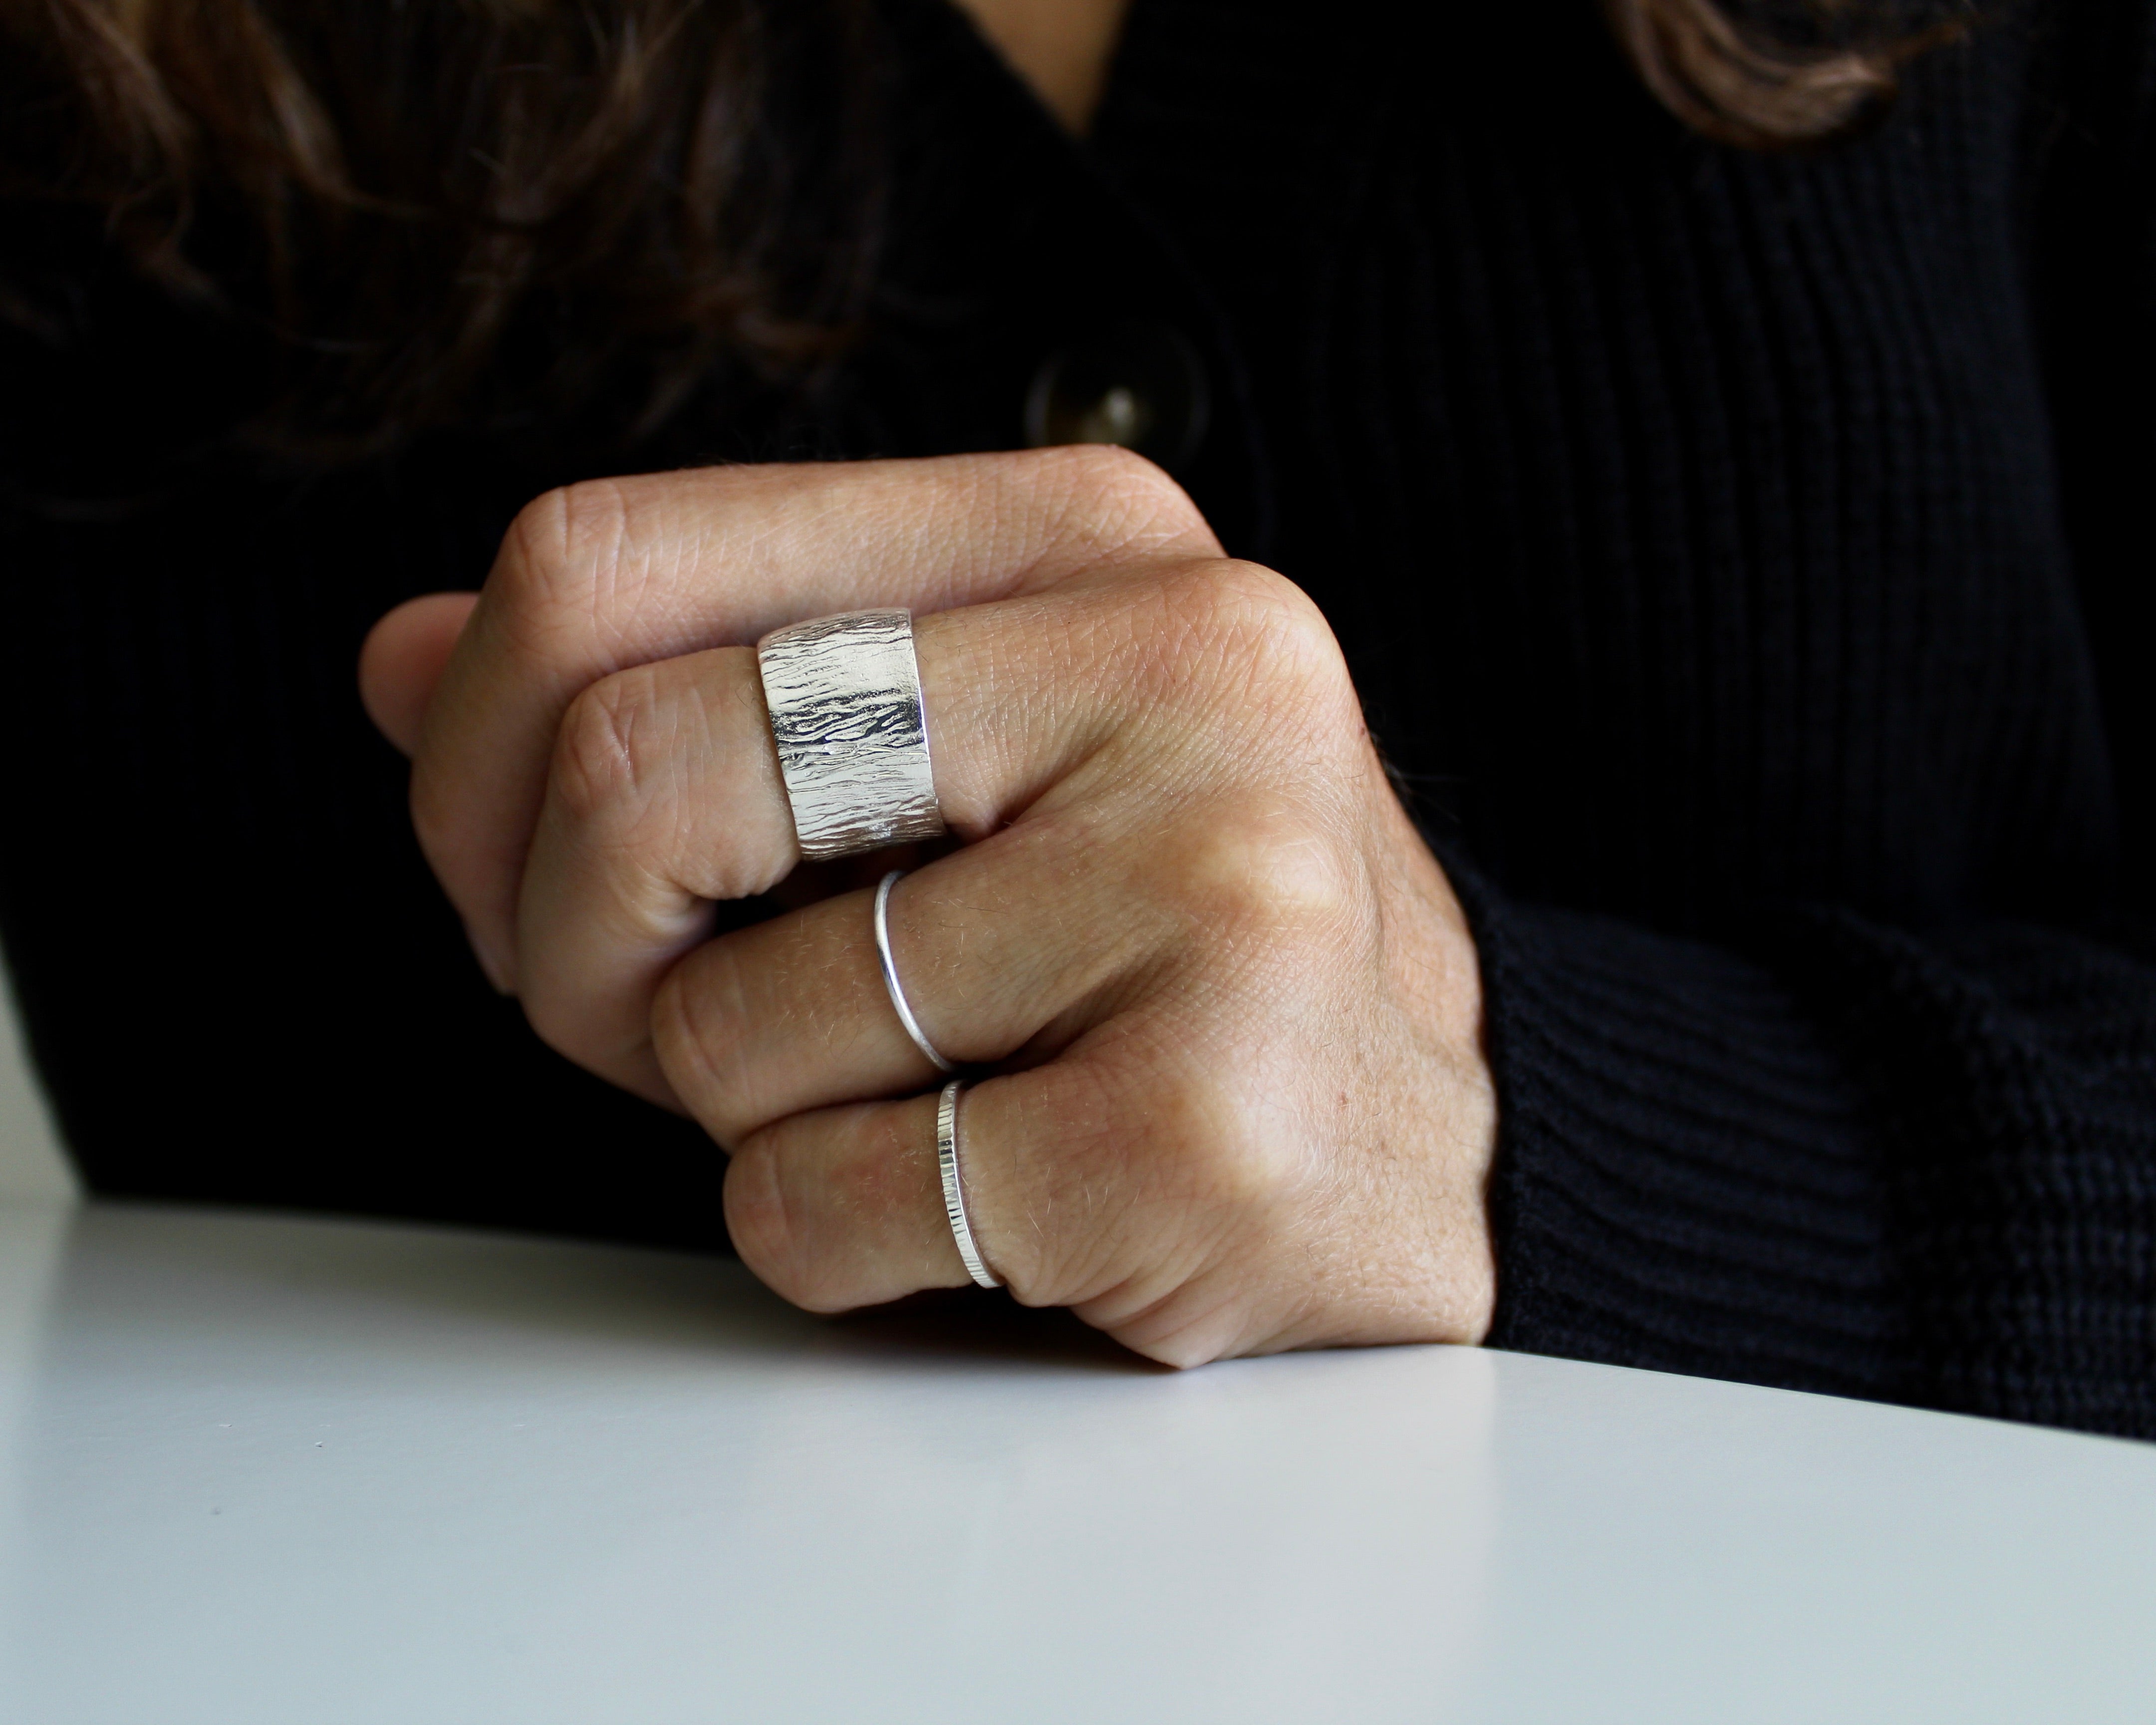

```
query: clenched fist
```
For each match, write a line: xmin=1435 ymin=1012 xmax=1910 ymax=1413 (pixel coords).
xmin=361 ymin=447 xmax=1497 ymax=1364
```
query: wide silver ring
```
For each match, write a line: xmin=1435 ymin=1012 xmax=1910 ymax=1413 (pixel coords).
xmin=756 ymin=607 xmax=946 ymax=860
xmin=874 ymin=871 xmax=957 ymax=1074
xmin=937 ymin=1080 xmax=1002 ymax=1289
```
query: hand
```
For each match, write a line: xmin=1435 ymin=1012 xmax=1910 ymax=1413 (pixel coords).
xmin=360 ymin=448 xmax=1497 ymax=1363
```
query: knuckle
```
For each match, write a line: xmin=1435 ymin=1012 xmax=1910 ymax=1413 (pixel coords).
xmin=550 ymin=649 xmax=792 ymax=901
xmin=1027 ymin=444 xmax=1216 ymax=553
xmin=1150 ymin=1070 xmax=1299 ymax=1218
xmin=650 ymin=952 xmax=757 ymax=1145
xmin=1196 ymin=560 xmax=1343 ymax=684
xmin=1134 ymin=559 xmax=1353 ymax=730
xmin=1057 ymin=440 xmax=1186 ymax=506
xmin=723 ymin=1119 xmax=914 ymax=1317
xmin=495 ymin=479 xmax=630 ymax=627
xmin=549 ymin=668 xmax=667 ymax=835
xmin=495 ymin=471 xmax=724 ymax=654
xmin=1164 ymin=796 xmax=1364 ymax=939
xmin=722 ymin=1144 xmax=819 ymax=1305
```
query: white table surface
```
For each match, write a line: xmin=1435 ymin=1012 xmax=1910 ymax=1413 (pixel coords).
xmin=0 ymin=1202 xmax=2150 ymax=1724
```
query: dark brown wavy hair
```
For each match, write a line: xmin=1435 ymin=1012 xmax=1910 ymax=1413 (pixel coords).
xmin=0 ymin=0 xmax=1982 ymax=461
xmin=1603 ymin=0 xmax=1982 ymax=150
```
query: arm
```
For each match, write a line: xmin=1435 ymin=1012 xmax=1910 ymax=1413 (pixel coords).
xmin=1472 ymin=877 xmax=2156 ymax=1434
xmin=1481 ymin=0 xmax=2156 ymax=1435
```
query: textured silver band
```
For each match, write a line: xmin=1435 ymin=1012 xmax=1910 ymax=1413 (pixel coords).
xmin=873 ymin=871 xmax=957 ymax=1074
xmin=756 ymin=608 xmax=946 ymax=860
xmin=937 ymin=1080 xmax=1001 ymax=1289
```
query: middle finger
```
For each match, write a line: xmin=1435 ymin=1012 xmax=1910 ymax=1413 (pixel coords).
xmin=513 ymin=569 xmax=1214 ymax=1100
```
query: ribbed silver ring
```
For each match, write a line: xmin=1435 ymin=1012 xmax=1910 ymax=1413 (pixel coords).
xmin=937 ymin=1080 xmax=1002 ymax=1289
xmin=756 ymin=607 xmax=946 ymax=860
xmin=873 ymin=870 xmax=956 ymax=1075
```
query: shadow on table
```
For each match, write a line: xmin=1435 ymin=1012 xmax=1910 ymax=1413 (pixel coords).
xmin=832 ymin=1284 xmax=1147 ymax=1372
xmin=45 ymin=1203 xmax=1148 ymax=1376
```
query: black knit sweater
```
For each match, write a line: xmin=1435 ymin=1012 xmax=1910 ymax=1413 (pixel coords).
xmin=2 ymin=0 xmax=2152 ymax=1436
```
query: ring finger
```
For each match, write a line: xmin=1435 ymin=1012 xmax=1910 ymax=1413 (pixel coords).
xmin=730 ymin=1052 xmax=1264 ymax=1369
xmin=651 ymin=822 xmax=1179 ymax=1147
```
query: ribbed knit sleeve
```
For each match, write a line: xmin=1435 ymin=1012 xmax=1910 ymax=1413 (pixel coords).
xmin=1457 ymin=878 xmax=1899 ymax=1400
xmin=1467 ymin=869 xmax=2156 ymax=1437
xmin=1467 ymin=0 xmax=2156 ymax=1438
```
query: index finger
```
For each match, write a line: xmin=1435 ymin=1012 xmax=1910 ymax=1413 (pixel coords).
xmin=411 ymin=447 xmax=1218 ymax=992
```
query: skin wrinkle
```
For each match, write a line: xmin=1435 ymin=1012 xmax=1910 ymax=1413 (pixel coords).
xmin=535 ymin=482 xmax=642 ymax=653
xmin=1100 ymin=1231 xmax=1263 ymax=1359
xmin=654 ymin=938 xmax=767 ymax=1144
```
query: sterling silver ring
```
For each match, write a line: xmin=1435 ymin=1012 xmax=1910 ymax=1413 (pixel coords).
xmin=874 ymin=870 xmax=956 ymax=1075
xmin=756 ymin=607 xmax=946 ymax=860
xmin=937 ymin=1080 xmax=1001 ymax=1289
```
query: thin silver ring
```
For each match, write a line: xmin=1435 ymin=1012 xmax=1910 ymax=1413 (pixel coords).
xmin=756 ymin=607 xmax=946 ymax=861
xmin=873 ymin=870 xmax=956 ymax=1075
xmin=937 ymin=1080 xmax=1001 ymax=1289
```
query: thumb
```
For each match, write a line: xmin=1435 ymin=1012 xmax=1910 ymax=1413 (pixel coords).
xmin=359 ymin=592 xmax=482 ymax=757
